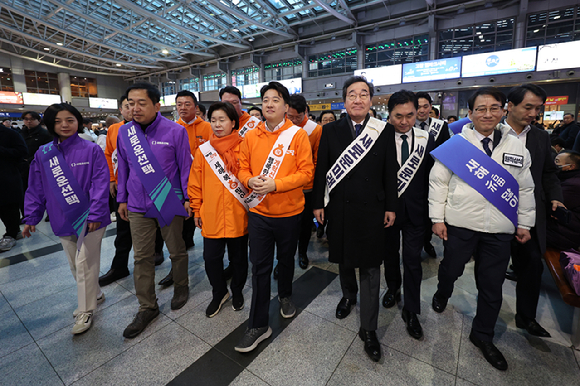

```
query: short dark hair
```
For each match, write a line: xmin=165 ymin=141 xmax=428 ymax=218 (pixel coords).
xmin=564 ymin=113 xmax=574 ymax=119
xmin=288 ymin=94 xmax=308 ymax=114
xmin=119 ymin=95 xmax=128 ymax=106
xmin=260 ymin=81 xmax=290 ymax=104
xmin=561 ymin=150 xmax=580 ymax=168
xmin=43 ymin=103 xmax=84 ymax=137
xmin=22 ymin=111 xmax=41 ymax=121
xmin=507 ymin=84 xmax=547 ymax=106
xmin=447 ymin=115 xmax=458 ymax=121
xmin=248 ymin=106 xmax=262 ymax=115
xmin=197 ymin=104 xmax=206 ymax=115
xmin=551 ymin=136 xmax=566 ymax=148
xmin=207 ymin=102 xmax=240 ymax=131
xmin=126 ymin=82 xmax=161 ymax=104
xmin=319 ymin=110 xmax=335 ymax=121
xmin=432 ymin=107 xmax=440 ymax=117
xmin=468 ymin=87 xmax=506 ymax=111
xmin=83 ymin=118 xmax=92 ymax=125
xmin=219 ymin=86 xmax=242 ymax=100
xmin=342 ymin=76 xmax=374 ymax=101
xmin=388 ymin=90 xmax=418 ymax=112
xmin=176 ymin=90 xmax=198 ymax=105
xmin=415 ymin=92 xmax=433 ymax=105
xmin=339 ymin=112 xmax=347 ymax=119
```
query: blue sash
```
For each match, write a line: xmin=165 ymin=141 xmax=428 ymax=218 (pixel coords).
xmin=40 ymin=142 xmax=90 ymax=251
xmin=430 ymin=134 xmax=519 ymax=227
xmin=448 ymin=117 xmax=472 ymax=135
xmin=121 ymin=124 xmax=187 ymax=227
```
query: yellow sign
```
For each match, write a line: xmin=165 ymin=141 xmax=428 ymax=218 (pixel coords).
xmin=308 ymin=104 xmax=331 ymax=111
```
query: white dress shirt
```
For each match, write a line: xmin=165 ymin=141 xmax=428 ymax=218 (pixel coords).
xmin=473 ymin=129 xmax=495 ymax=152
xmin=395 ymin=130 xmax=414 ymax=166
xmin=507 ymin=124 xmax=531 ymax=145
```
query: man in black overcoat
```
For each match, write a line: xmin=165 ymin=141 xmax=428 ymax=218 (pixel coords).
xmin=313 ymin=76 xmax=398 ymax=362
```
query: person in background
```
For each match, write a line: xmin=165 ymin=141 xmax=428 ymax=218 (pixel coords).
xmin=551 ymin=137 xmax=566 ymax=159
xmin=573 ymin=127 xmax=580 ymax=153
xmin=319 ymin=110 xmax=336 ymax=126
xmin=430 ymin=107 xmax=439 ymax=119
xmin=189 ymin=102 xmax=249 ymax=317
xmin=369 ymin=109 xmax=378 ymax=118
xmin=248 ymin=106 xmax=263 ymax=120
xmin=558 ymin=113 xmax=579 ymax=149
xmin=2 ymin=119 xmax=11 ymax=128
xmin=196 ymin=104 xmax=207 ymax=121
xmin=23 ymin=103 xmax=110 ymax=335
xmin=447 ymin=115 xmax=458 ymax=123
xmin=81 ymin=118 xmax=97 ymax=142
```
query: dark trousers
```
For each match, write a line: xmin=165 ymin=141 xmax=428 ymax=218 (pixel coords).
xmin=110 ymin=206 xmax=163 ymax=271
xmin=248 ymin=212 xmax=300 ymax=329
xmin=0 ymin=204 xmax=21 ymax=238
xmin=298 ymin=191 xmax=313 ymax=256
xmin=383 ymin=213 xmax=425 ymax=315
xmin=511 ymin=229 xmax=543 ymax=319
xmin=183 ymin=217 xmax=196 ymax=247
xmin=437 ymin=225 xmax=512 ymax=342
xmin=339 ymin=264 xmax=381 ymax=331
xmin=203 ymin=235 xmax=249 ymax=298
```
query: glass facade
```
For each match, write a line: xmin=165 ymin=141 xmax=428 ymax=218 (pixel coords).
xmin=231 ymin=67 xmax=260 ymax=87
xmin=526 ymin=6 xmax=580 ymax=47
xmin=264 ymin=59 xmax=302 ymax=81
xmin=308 ymin=48 xmax=357 ymax=77
xmin=439 ymin=19 xmax=514 ymax=58
xmin=203 ymin=73 xmax=227 ymax=91
xmin=24 ymin=70 xmax=60 ymax=94
xmin=70 ymin=76 xmax=97 ymax=97
xmin=180 ymin=77 xmax=200 ymax=92
xmin=0 ymin=68 xmax=14 ymax=92
xmin=161 ymin=81 xmax=176 ymax=96
xmin=365 ymin=35 xmax=429 ymax=67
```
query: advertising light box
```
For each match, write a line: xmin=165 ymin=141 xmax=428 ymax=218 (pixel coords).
xmin=279 ymin=77 xmax=302 ymax=94
xmin=537 ymin=41 xmax=580 ymax=71
xmin=0 ymin=91 xmax=23 ymax=105
xmin=89 ymin=97 xmax=118 ymax=109
xmin=544 ymin=111 xmax=564 ymax=121
xmin=22 ymin=92 xmax=61 ymax=106
xmin=242 ymin=83 xmax=266 ymax=99
xmin=354 ymin=64 xmax=402 ymax=86
xmin=403 ymin=58 xmax=461 ymax=83
xmin=461 ymin=47 xmax=537 ymax=78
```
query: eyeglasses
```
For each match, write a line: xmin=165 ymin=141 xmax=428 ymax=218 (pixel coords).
xmin=347 ymin=93 xmax=370 ymax=101
xmin=473 ymin=106 xmax=503 ymax=115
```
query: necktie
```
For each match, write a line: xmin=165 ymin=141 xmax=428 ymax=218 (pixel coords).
xmin=401 ymin=134 xmax=409 ymax=165
xmin=420 ymin=121 xmax=427 ymax=131
xmin=355 ymin=124 xmax=362 ymax=137
xmin=482 ymin=137 xmax=492 ymax=157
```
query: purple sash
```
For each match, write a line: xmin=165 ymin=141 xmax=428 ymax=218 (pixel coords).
xmin=121 ymin=124 xmax=187 ymax=227
xmin=430 ymin=135 xmax=519 ymax=227
xmin=40 ymin=142 xmax=90 ymax=251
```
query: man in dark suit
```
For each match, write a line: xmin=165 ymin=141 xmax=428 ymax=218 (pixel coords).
xmin=382 ymin=91 xmax=435 ymax=340
xmin=313 ymin=76 xmax=398 ymax=362
xmin=414 ymin=92 xmax=451 ymax=258
xmin=558 ymin=113 xmax=580 ymax=149
xmin=506 ymin=84 xmax=564 ymax=337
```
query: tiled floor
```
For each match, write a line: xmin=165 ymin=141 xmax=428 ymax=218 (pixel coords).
xmin=1 ymin=220 xmax=580 ymax=386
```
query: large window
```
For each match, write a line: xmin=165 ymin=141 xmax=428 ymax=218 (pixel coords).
xmin=24 ymin=70 xmax=60 ymax=94
xmin=232 ymin=67 xmax=260 ymax=87
xmin=526 ymin=6 xmax=580 ymax=47
xmin=180 ymin=77 xmax=200 ymax=92
xmin=365 ymin=35 xmax=429 ymax=67
xmin=161 ymin=81 xmax=176 ymax=96
xmin=439 ymin=19 xmax=514 ymax=58
xmin=308 ymin=48 xmax=357 ymax=77
xmin=0 ymin=68 xmax=14 ymax=91
xmin=203 ymin=73 xmax=227 ymax=91
xmin=264 ymin=59 xmax=302 ymax=81
xmin=70 ymin=76 xmax=97 ymax=97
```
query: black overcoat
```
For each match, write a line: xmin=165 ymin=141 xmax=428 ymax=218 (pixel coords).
xmin=0 ymin=125 xmax=28 ymax=204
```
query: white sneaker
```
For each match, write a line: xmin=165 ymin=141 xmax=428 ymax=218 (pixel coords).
xmin=73 ymin=293 xmax=105 ymax=317
xmin=71 ymin=312 xmax=93 ymax=334
xmin=0 ymin=236 xmax=16 ymax=252
xmin=110 ymin=213 xmax=117 ymax=222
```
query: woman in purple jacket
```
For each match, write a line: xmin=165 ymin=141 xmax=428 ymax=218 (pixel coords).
xmin=23 ymin=103 xmax=111 ymax=335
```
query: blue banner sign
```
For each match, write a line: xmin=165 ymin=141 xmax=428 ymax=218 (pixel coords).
xmin=403 ymin=58 xmax=461 ymax=83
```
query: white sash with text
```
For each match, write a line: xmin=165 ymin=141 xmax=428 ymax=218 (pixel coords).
xmin=238 ymin=116 xmax=261 ymax=138
xmin=302 ymin=119 xmax=318 ymax=136
xmin=428 ymin=118 xmax=445 ymax=140
xmin=397 ymin=127 xmax=429 ymax=197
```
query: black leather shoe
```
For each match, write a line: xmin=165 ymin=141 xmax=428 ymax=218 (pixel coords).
xmin=505 ymin=269 xmax=518 ymax=282
xmin=185 ymin=240 xmax=195 ymax=250
xmin=123 ymin=308 xmax=160 ymax=339
xmin=273 ymin=264 xmax=279 ymax=280
xmin=298 ymin=254 xmax=309 ymax=269
xmin=223 ymin=265 xmax=233 ymax=281
xmin=99 ymin=268 xmax=130 ymax=287
xmin=424 ymin=242 xmax=437 ymax=258
xmin=401 ymin=309 xmax=423 ymax=340
xmin=432 ymin=292 xmax=448 ymax=313
xmin=336 ymin=297 xmax=356 ymax=319
xmin=171 ymin=285 xmax=189 ymax=310
xmin=154 ymin=251 xmax=164 ymax=266
xmin=359 ymin=328 xmax=381 ymax=362
xmin=382 ymin=289 xmax=401 ymax=308
xmin=515 ymin=314 xmax=551 ymax=337
xmin=469 ymin=332 xmax=508 ymax=371
xmin=158 ymin=269 xmax=174 ymax=286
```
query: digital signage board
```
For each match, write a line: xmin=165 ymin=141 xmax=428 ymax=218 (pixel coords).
xmin=461 ymin=47 xmax=537 ymax=78
xmin=22 ymin=92 xmax=61 ymax=106
xmin=354 ymin=64 xmax=402 ymax=86
xmin=403 ymin=58 xmax=461 ymax=83
xmin=89 ymin=97 xmax=118 ymax=109
xmin=537 ymin=41 xmax=580 ymax=71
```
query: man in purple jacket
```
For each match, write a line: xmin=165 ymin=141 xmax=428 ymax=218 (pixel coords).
xmin=116 ymin=82 xmax=192 ymax=339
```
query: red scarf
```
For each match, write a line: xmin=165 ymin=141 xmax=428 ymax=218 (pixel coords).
xmin=209 ymin=132 xmax=242 ymax=175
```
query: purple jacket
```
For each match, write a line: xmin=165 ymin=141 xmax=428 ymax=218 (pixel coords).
xmin=116 ymin=113 xmax=192 ymax=213
xmin=24 ymin=133 xmax=111 ymax=237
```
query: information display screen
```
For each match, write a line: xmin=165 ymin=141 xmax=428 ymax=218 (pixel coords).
xmin=537 ymin=41 xmax=580 ymax=71
xmin=0 ymin=91 xmax=23 ymax=105
xmin=279 ymin=77 xmax=302 ymax=94
xmin=403 ymin=58 xmax=461 ymax=83
xmin=89 ymin=97 xmax=118 ymax=109
xmin=242 ymin=83 xmax=265 ymax=99
xmin=354 ymin=64 xmax=402 ymax=86
xmin=22 ymin=92 xmax=61 ymax=106
xmin=544 ymin=111 xmax=564 ymax=121
xmin=461 ymin=47 xmax=537 ymax=77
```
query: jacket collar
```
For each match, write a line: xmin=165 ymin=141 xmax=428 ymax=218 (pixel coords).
xmin=133 ymin=112 xmax=162 ymax=134
xmin=54 ymin=132 xmax=81 ymax=150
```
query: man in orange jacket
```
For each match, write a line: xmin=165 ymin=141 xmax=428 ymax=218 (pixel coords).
xmin=220 ymin=86 xmax=261 ymax=138
xmin=235 ymin=82 xmax=314 ymax=353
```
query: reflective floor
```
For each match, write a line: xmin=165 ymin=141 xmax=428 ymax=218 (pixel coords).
xmin=1 ymin=219 xmax=579 ymax=386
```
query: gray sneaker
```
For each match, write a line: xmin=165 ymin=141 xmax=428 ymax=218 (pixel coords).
xmin=234 ymin=326 xmax=272 ymax=353
xmin=279 ymin=296 xmax=296 ymax=318
xmin=0 ymin=236 xmax=16 ymax=252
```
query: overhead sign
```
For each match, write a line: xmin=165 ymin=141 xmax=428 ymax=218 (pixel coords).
xmin=544 ymin=111 xmax=564 ymax=121
xmin=331 ymin=102 xmax=345 ymax=110
xmin=545 ymin=96 xmax=569 ymax=106
xmin=403 ymin=58 xmax=461 ymax=83
xmin=0 ymin=91 xmax=23 ymax=105
xmin=354 ymin=64 xmax=402 ymax=86
xmin=279 ymin=77 xmax=302 ymax=94
xmin=324 ymin=82 xmax=335 ymax=89
xmin=461 ymin=47 xmax=537 ymax=78
xmin=537 ymin=41 xmax=580 ymax=71
xmin=308 ymin=104 xmax=331 ymax=111
xmin=89 ymin=97 xmax=118 ymax=109
xmin=22 ymin=92 xmax=61 ymax=106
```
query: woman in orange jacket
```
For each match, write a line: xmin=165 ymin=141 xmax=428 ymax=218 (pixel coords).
xmin=189 ymin=102 xmax=249 ymax=317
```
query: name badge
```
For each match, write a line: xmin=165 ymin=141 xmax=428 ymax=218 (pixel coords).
xmin=503 ymin=153 xmax=523 ymax=168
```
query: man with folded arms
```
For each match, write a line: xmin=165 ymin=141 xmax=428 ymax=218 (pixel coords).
xmin=117 ymin=83 xmax=192 ymax=338
xmin=429 ymin=87 xmax=535 ymax=370
xmin=313 ymin=76 xmax=397 ymax=362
